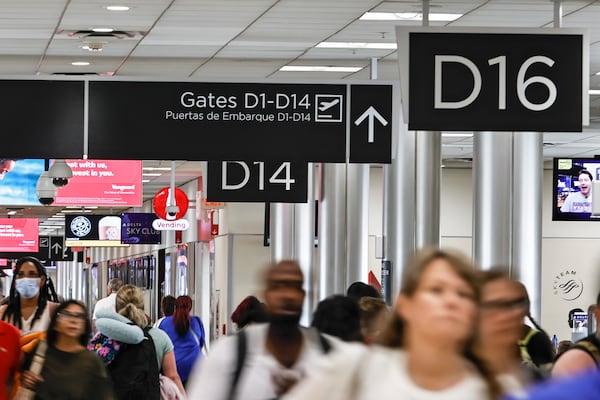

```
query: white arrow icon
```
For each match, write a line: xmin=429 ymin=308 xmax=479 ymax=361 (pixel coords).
xmin=52 ymin=242 xmax=62 ymax=255
xmin=354 ymin=106 xmax=388 ymax=143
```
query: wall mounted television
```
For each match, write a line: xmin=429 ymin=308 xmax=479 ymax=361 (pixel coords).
xmin=552 ymin=158 xmax=600 ymax=221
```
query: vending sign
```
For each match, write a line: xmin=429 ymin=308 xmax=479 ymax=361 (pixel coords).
xmin=0 ymin=218 xmax=39 ymax=252
xmin=54 ymin=159 xmax=142 ymax=206
xmin=121 ymin=213 xmax=162 ymax=244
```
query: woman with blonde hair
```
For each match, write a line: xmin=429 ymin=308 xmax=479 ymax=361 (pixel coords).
xmin=91 ymin=284 xmax=186 ymax=399
xmin=284 ymin=247 xmax=500 ymax=400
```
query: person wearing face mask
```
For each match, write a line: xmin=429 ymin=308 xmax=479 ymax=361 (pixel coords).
xmin=0 ymin=256 xmax=59 ymax=334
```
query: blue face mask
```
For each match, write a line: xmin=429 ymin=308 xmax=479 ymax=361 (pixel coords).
xmin=15 ymin=277 xmax=41 ymax=299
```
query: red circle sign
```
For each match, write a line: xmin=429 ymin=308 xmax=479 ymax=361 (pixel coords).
xmin=153 ymin=187 xmax=189 ymax=220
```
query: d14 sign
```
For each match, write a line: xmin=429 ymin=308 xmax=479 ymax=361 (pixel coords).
xmin=207 ymin=161 xmax=308 ymax=203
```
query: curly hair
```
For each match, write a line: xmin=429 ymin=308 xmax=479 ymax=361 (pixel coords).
xmin=1 ymin=256 xmax=59 ymax=330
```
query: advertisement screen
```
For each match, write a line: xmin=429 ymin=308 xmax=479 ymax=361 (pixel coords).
xmin=0 ymin=159 xmax=44 ymax=205
xmin=0 ymin=159 xmax=141 ymax=206
xmin=121 ymin=213 xmax=161 ymax=244
xmin=55 ymin=159 xmax=142 ymax=206
xmin=0 ymin=218 xmax=39 ymax=252
xmin=64 ymin=214 xmax=128 ymax=247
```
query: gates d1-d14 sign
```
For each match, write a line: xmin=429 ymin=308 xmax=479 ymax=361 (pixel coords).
xmin=396 ymin=27 xmax=589 ymax=132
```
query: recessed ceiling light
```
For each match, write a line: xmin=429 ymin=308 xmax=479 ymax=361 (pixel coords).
xmin=71 ymin=61 xmax=90 ymax=66
xmin=142 ymin=167 xmax=172 ymax=171
xmin=360 ymin=12 xmax=462 ymax=22
xmin=142 ymin=173 xmax=162 ymax=176
xmin=590 ymin=89 xmax=600 ymax=95
xmin=106 ymin=5 xmax=130 ymax=11
xmin=92 ymin=28 xmax=114 ymax=33
xmin=7 ymin=210 xmax=17 ymax=215
xmin=442 ymin=133 xmax=473 ymax=137
xmin=316 ymin=42 xmax=397 ymax=50
xmin=280 ymin=66 xmax=363 ymax=72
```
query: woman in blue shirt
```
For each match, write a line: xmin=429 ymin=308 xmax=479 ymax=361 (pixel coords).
xmin=158 ymin=295 xmax=205 ymax=387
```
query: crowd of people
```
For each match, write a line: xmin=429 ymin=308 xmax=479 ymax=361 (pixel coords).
xmin=1 ymin=249 xmax=599 ymax=399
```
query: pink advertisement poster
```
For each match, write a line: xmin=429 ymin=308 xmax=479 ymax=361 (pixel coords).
xmin=0 ymin=218 xmax=39 ymax=252
xmin=54 ymin=160 xmax=142 ymax=207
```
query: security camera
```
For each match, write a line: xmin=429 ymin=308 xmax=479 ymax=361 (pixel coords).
xmin=52 ymin=177 xmax=69 ymax=187
xmin=36 ymin=172 xmax=57 ymax=206
xmin=166 ymin=205 xmax=179 ymax=219
xmin=48 ymin=159 xmax=73 ymax=188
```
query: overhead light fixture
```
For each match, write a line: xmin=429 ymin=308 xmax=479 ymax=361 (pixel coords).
xmin=92 ymin=27 xmax=114 ymax=33
xmin=360 ymin=12 xmax=462 ymax=21
xmin=7 ymin=210 xmax=17 ymax=216
xmin=590 ymin=89 xmax=600 ymax=95
xmin=442 ymin=133 xmax=473 ymax=137
xmin=72 ymin=61 xmax=90 ymax=66
xmin=316 ymin=42 xmax=397 ymax=50
xmin=106 ymin=5 xmax=130 ymax=11
xmin=142 ymin=167 xmax=172 ymax=171
xmin=280 ymin=66 xmax=363 ymax=72
xmin=143 ymin=173 xmax=162 ymax=177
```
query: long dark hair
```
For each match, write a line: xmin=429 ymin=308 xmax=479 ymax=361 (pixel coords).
xmin=173 ymin=295 xmax=192 ymax=336
xmin=46 ymin=300 xmax=91 ymax=347
xmin=1 ymin=256 xmax=59 ymax=330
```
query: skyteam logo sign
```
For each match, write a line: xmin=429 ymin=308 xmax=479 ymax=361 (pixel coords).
xmin=553 ymin=269 xmax=584 ymax=301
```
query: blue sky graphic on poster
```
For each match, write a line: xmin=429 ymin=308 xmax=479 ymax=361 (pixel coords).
xmin=0 ymin=159 xmax=44 ymax=205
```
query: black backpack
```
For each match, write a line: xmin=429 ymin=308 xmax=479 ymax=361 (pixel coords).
xmin=107 ymin=326 xmax=160 ymax=400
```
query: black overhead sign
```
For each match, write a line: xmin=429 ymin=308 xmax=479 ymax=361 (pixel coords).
xmin=0 ymin=236 xmax=74 ymax=262
xmin=350 ymin=85 xmax=392 ymax=163
xmin=396 ymin=27 xmax=588 ymax=132
xmin=87 ymin=81 xmax=393 ymax=163
xmin=207 ymin=161 xmax=308 ymax=203
xmin=1 ymin=80 xmax=85 ymax=159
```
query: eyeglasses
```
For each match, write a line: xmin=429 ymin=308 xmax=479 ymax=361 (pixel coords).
xmin=16 ymin=272 xmax=41 ymax=279
xmin=480 ymin=297 xmax=529 ymax=312
xmin=57 ymin=312 xmax=88 ymax=321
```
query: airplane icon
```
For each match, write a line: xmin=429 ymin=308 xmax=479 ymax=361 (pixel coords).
xmin=318 ymin=99 xmax=340 ymax=112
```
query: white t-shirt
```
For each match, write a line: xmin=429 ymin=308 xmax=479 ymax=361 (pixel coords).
xmin=283 ymin=342 xmax=490 ymax=400
xmin=186 ymin=323 xmax=334 ymax=400
xmin=92 ymin=293 xmax=117 ymax=320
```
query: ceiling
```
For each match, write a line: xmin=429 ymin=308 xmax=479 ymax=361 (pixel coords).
xmin=2 ymin=0 xmax=600 ymax=233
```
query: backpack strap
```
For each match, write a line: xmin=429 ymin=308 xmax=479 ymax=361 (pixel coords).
xmin=227 ymin=329 xmax=247 ymax=400
xmin=318 ymin=333 xmax=331 ymax=353
xmin=569 ymin=334 xmax=600 ymax=366
xmin=518 ymin=328 xmax=538 ymax=364
xmin=226 ymin=328 xmax=329 ymax=400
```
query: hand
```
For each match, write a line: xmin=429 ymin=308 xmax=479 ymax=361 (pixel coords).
xmin=21 ymin=370 xmax=43 ymax=389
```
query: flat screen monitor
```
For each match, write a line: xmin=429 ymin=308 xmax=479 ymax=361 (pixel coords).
xmin=552 ymin=158 xmax=600 ymax=221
